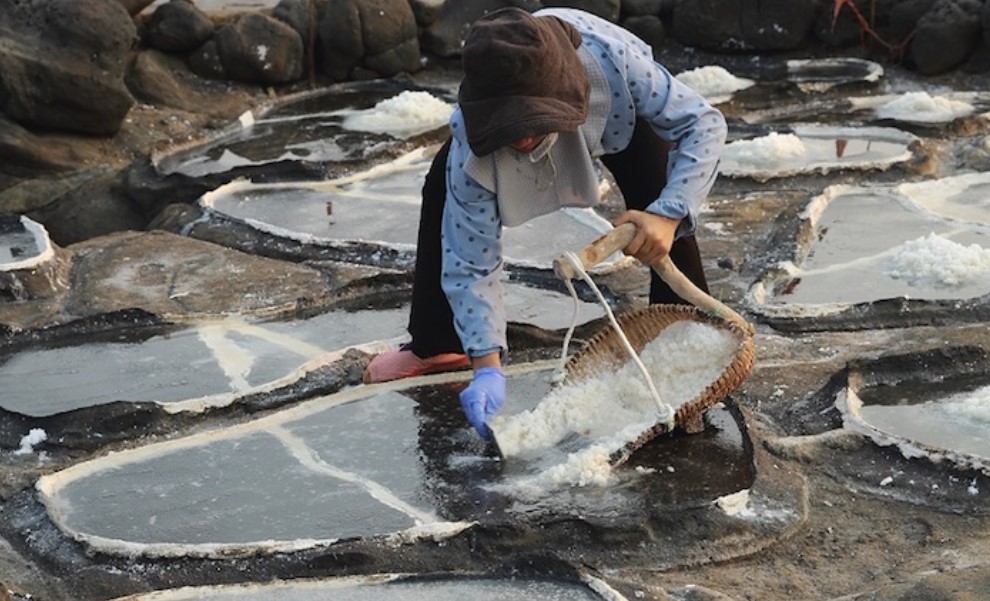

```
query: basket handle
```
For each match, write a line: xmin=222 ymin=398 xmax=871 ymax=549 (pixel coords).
xmin=554 ymin=223 xmax=753 ymax=333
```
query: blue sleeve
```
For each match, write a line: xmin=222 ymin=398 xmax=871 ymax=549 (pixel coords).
xmin=624 ymin=48 xmax=726 ymax=236
xmin=440 ymin=135 xmax=507 ymax=358
xmin=560 ymin=7 xmax=726 ymax=238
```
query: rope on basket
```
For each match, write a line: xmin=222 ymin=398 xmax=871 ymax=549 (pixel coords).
xmin=553 ymin=251 xmax=674 ymax=427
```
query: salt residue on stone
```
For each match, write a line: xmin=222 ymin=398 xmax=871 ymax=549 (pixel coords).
xmin=885 ymin=233 xmax=990 ymax=287
xmin=493 ymin=320 xmax=738 ymax=468
xmin=340 ymin=90 xmax=453 ymax=138
xmin=875 ymin=91 xmax=973 ymax=123
xmin=675 ymin=65 xmax=755 ymax=101
xmin=722 ymin=132 xmax=806 ymax=168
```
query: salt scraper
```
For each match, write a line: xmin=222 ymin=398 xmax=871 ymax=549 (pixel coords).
xmin=492 ymin=223 xmax=756 ymax=466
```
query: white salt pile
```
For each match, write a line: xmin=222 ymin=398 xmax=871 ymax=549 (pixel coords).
xmin=14 ymin=428 xmax=47 ymax=455
xmin=721 ymin=132 xmax=806 ymax=169
xmin=490 ymin=321 xmax=738 ymax=489
xmin=875 ymin=91 xmax=973 ymax=123
xmin=340 ymin=90 xmax=453 ymax=138
xmin=885 ymin=233 xmax=990 ymax=287
xmin=675 ymin=65 xmax=755 ymax=103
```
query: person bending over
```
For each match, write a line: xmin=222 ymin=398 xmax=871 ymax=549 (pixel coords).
xmin=365 ymin=7 xmax=727 ymax=440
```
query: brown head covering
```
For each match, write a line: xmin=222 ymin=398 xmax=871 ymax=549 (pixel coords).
xmin=458 ymin=8 xmax=590 ymax=157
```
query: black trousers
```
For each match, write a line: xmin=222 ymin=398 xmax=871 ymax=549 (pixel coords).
xmin=408 ymin=119 xmax=710 ymax=357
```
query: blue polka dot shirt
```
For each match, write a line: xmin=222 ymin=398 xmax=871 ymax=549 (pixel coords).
xmin=442 ymin=8 xmax=727 ymax=358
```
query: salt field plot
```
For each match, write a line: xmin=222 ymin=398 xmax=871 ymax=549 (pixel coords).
xmin=0 ymin=310 xmax=406 ymax=416
xmin=108 ymin=575 xmax=614 ymax=601
xmin=37 ymin=383 xmax=469 ymax=555
xmin=0 ymin=283 xmax=603 ymax=417
xmin=154 ymin=86 xmax=453 ymax=178
xmin=844 ymin=380 xmax=990 ymax=471
xmin=201 ymin=151 xmax=626 ymax=272
xmin=748 ymin=173 xmax=990 ymax=317
xmin=835 ymin=349 xmax=990 ymax=476
xmin=719 ymin=125 xmax=917 ymax=181
xmin=37 ymin=363 xmax=753 ymax=557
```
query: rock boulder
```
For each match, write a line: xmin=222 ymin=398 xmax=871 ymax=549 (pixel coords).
xmin=317 ymin=0 xmax=422 ymax=81
xmin=0 ymin=0 xmax=137 ymax=136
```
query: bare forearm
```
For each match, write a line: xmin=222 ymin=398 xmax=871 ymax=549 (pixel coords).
xmin=471 ymin=352 xmax=503 ymax=371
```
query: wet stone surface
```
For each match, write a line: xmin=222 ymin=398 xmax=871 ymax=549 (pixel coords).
xmin=1 ymin=63 xmax=990 ymax=601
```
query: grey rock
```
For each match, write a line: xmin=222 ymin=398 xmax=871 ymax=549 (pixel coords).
xmin=126 ymin=49 xmax=260 ymax=118
xmin=420 ymin=0 xmax=540 ymax=58
xmin=910 ymin=0 xmax=983 ymax=74
xmin=889 ymin=0 xmax=937 ymax=47
xmin=621 ymin=0 xmax=668 ymax=17
xmin=317 ymin=0 xmax=421 ymax=81
xmin=186 ymin=37 xmax=227 ymax=80
xmin=410 ymin=0 xmax=446 ymax=27
xmin=0 ymin=0 xmax=136 ymax=135
xmin=963 ymin=39 xmax=990 ymax=73
xmin=671 ymin=0 xmax=818 ymax=52
xmin=273 ymin=0 xmax=319 ymax=51
xmin=621 ymin=14 xmax=666 ymax=54
xmin=0 ymin=117 xmax=82 ymax=182
xmin=215 ymin=13 xmax=304 ymax=84
xmin=143 ymin=0 xmax=215 ymax=53
xmin=25 ymin=168 xmax=146 ymax=246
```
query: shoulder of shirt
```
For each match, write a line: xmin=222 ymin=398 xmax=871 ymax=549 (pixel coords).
xmin=535 ymin=8 xmax=648 ymax=54
xmin=448 ymin=109 xmax=471 ymax=148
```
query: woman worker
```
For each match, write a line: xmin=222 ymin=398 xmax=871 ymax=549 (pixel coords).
xmin=364 ymin=7 xmax=727 ymax=440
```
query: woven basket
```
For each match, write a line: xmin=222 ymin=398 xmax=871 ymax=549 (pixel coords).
xmin=560 ymin=302 xmax=756 ymax=466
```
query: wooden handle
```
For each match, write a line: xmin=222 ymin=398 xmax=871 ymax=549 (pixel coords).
xmin=555 ymin=223 xmax=753 ymax=334
xmin=553 ymin=223 xmax=637 ymax=279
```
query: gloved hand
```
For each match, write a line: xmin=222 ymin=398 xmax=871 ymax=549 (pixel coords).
xmin=459 ymin=367 xmax=506 ymax=439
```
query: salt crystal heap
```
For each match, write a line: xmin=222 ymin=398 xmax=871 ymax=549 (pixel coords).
xmin=876 ymin=91 xmax=973 ymax=123
xmin=675 ymin=65 xmax=755 ymax=103
xmin=722 ymin=132 xmax=807 ymax=170
xmin=340 ymin=90 xmax=454 ymax=138
xmin=885 ymin=233 xmax=990 ymax=288
xmin=490 ymin=321 xmax=739 ymax=488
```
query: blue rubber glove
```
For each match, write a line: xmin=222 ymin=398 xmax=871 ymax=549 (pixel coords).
xmin=459 ymin=367 xmax=506 ymax=439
